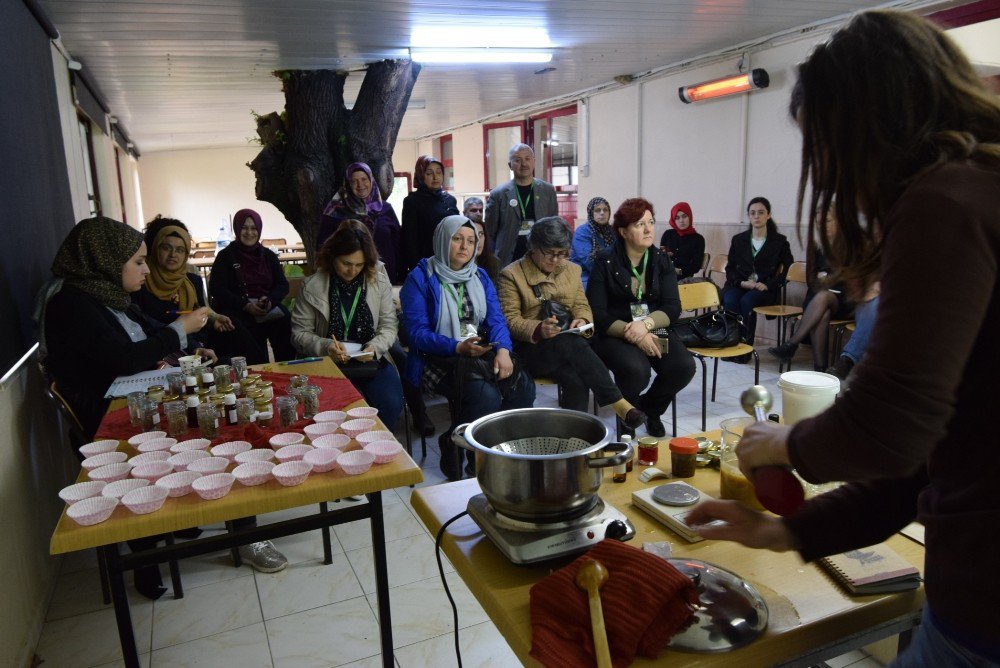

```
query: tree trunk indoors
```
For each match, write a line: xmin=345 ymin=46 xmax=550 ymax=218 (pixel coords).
xmin=249 ymin=60 xmax=420 ymax=263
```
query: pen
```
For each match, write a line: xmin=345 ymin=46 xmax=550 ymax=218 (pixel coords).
xmin=280 ymin=357 xmax=324 ymax=365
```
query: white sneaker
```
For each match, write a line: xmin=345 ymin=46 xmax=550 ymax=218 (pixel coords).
xmin=237 ymin=540 xmax=288 ymax=573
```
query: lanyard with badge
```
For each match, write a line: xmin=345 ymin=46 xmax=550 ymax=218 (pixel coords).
xmin=515 ymin=186 xmax=535 ymax=236
xmin=629 ymin=249 xmax=651 ymax=321
xmin=748 ymin=237 xmax=764 ymax=283
xmin=338 ymin=283 xmax=363 ymax=338
xmin=443 ymin=282 xmax=478 ymax=339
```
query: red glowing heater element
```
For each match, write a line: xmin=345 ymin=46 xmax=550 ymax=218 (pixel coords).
xmin=679 ymin=68 xmax=770 ymax=103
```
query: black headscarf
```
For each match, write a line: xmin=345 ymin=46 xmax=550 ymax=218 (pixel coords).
xmin=51 ymin=216 xmax=143 ymax=310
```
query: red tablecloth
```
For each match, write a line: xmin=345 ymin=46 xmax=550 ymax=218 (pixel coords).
xmin=96 ymin=371 xmax=364 ymax=449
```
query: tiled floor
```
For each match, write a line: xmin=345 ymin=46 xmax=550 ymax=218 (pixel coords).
xmin=35 ymin=343 xmax=883 ymax=667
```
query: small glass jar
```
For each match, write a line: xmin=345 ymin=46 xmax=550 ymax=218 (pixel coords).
xmin=246 ymin=373 xmax=262 ymax=387
xmin=213 ymin=364 xmax=233 ymax=390
xmin=254 ymin=397 xmax=274 ymax=428
xmin=162 ymin=393 xmax=180 ymax=405
xmin=288 ymin=374 xmax=308 ymax=389
xmin=669 ymin=437 xmax=698 ymax=478
xmin=230 ymin=356 xmax=248 ymax=380
xmin=298 ymin=385 xmax=322 ymax=419
xmin=196 ymin=402 xmax=219 ymax=438
xmin=719 ymin=417 xmax=762 ymax=509
xmin=235 ymin=397 xmax=255 ymax=425
xmin=239 ymin=377 xmax=257 ymax=395
xmin=198 ymin=365 xmax=216 ymax=394
xmin=258 ymin=380 xmax=274 ymax=401
xmin=637 ymin=436 xmax=660 ymax=466
xmin=196 ymin=388 xmax=212 ymax=404
xmin=141 ymin=397 xmax=161 ymax=431
xmin=146 ymin=384 xmax=165 ymax=404
xmin=163 ymin=400 xmax=188 ymax=437
xmin=184 ymin=374 xmax=199 ymax=395
xmin=276 ymin=396 xmax=299 ymax=428
xmin=166 ymin=372 xmax=186 ymax=398
xmin=126 ymin=391 xmax=146 ymax=427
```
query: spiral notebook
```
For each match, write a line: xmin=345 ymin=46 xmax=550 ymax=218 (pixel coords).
xmin=819 ymin=544 xmax=921 ymax=595
xmin=104 ymin=368 xmax=176 ymax=398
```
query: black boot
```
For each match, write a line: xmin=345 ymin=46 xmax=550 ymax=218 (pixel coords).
xmin=826 ymin=356 xmax=855 ymax=380
xmin=767 ymin=342 xmax=798 ymax=361
xmin=438 ymin=432 xmax=462 ymax=482
xmin=404 ymin=383 xmax=435 ymax=437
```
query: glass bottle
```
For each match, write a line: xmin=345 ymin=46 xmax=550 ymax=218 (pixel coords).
xmin=224 ymin=393 xmax=238 ymax=426
xmin=196 ymin=402 xmax=219 ymax=438
xmin=612 ymin=435 xmax=630 ymax=483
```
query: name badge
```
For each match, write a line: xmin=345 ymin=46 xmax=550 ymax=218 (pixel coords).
xmin=518 ymin=218 xmax=535 ymax=235
xmin=748 ymin=272 xmax=758 ymax=283
xmin=460 ymin=322 xmax=478 ymax=340
xmin=630 ymin=302 xmax=650 ymax=321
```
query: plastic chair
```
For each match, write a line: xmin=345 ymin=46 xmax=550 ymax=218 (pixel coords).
xmin=677 ymin=282 xmax=760 ymax=431
xmin=753 ymin=261 xmax=806 ymax=371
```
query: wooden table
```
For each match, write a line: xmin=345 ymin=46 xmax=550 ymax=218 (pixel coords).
xmin=50 ymin=359 xmax=422 ymax=668
xmin=411 ymin=431 xmax=924 ymax=667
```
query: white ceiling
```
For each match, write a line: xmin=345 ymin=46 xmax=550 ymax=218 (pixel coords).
xmin=39 ymin=0 xmax=962 ymax=154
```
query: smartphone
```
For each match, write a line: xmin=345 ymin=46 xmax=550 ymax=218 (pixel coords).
xmin=655 ymin=336 xmax=670 ymax=354
xmin=480 ymin=341 xmax=499 ymax=349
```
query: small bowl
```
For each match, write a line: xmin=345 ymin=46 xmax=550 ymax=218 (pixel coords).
xmin=187 ymin=457 xmax=230 ymax=475
xmin=211 ymin=440 xmax=252 ymax=461
xmin=346 ymin=406 xmax=379 ymax=420
xmin=303 ymin=448 xmax=339 ymax=473
xmin=274 ymin=444 xmax=313 ymax=463
xmin=272 ymin=461 xmax=312 ymax=487
xmin=340 ymin=418 xmax=376 ymax=439
xmin=79 ymin=439 xmax=119 ymax=457
xmin=101 ymin=478 xmax=149 ymax=501
xmin=67 ymin=496 xmax=118 ymax=526
xmin=312 ymin=410 xmax=346 ymax=425
xmin=137 ymin=437 xmax=178 ymax=453
xmin=59 ymin=481 xmax=107 ymax=505
xmin=130 ymin=451 xmax=172 ymax=466
xmin=191 ymin=472 xmax=236 ymax=500
xmin=311 ymin=433 xmax=351 ymax=450
xmin=122 ymin=485 xmax=169 ymax=514
xmin=268 ymin=432 xmax=306 ymax=449
xmin=82 ymin=451 xmax=128 ymax=471
xmin=355 ymin=430 xmax=394 ymax=446
xmin=127 ymin=431 xmax=167 ymax=447
xmin=170 ymin=438 xmax=212 ymax=453
xmin=155 ymin=471 xmax=202 ymax=497
xmin=337 ymin=450 xmax=375 ymax=475
xmin=234 ymin=448 xmax=276 ymax=464
xmin=232 ymin=461 xmax=275 ymax=486
xmin=167 ymin=450 xmax=211 ymax=471
xmin=131 ymin=461 xmax=173 ymax=482
xmin=89 ymin=462 xmax=133 ymax=483
xmin=303 ymin=422 xmax=339 ymax=441
xmin=363 ymin=440 xmax=403 ymax=465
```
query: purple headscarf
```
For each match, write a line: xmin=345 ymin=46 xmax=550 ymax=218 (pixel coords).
xmin=323 ymin=162 xmax=385 ymax=218
xmin=231 ymin=208 xmax=273 ymax=297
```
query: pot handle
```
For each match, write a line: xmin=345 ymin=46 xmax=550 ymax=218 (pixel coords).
xmin=451 ymin=423 xmax=474 ymax=451
xmin=587 ymin=441 xmax=634 ymax=468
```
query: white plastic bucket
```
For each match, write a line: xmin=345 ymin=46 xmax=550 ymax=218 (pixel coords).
xmin=777 ymin=371 xmax=841 ymax=425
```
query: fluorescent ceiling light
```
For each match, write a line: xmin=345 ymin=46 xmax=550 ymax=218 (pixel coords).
xmin=411 ymin=26 xmax=551 ymax=49
xmin=411 ymin=49 xmax=552 ymax=64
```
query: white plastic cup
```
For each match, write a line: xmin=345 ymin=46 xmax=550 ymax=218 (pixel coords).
xmin=777 ymin=371 xmax=841 ymax=425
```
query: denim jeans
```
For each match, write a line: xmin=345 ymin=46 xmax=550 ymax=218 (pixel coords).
xmin=355 ymin=360 xmax=404 ymax=430
xmin=722 ymin=286 xmax=777 ymax=345
xmin=893 ymin=606 xmax=1000 ymax=667
xmin=843 ymin=296 xmax=879 ymax=363
xmin=437 ymin=366 xmax=536 ymax=426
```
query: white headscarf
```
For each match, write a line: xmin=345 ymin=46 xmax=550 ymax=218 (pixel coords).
xmin=429 ymin=215 xmax=487 ymax=340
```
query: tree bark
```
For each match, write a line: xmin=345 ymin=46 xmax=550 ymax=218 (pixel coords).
xmin=248 ymin=60 xmax=420 ymax=263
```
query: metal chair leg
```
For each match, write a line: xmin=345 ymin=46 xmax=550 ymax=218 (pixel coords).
xmin=752 ymin=351 xmax=760 ymax=385
xmin=671 ymin=401 xmax=677 ymax=437
xmin=226 ymin=521 xmax=242 ymax=567
xmin=96 ymin=548 xmax=112 ymax=605
xmin=711 ymin=357 xmax=720 ymax=402
xmin=698 ymin=357 xmax=708 ymax=431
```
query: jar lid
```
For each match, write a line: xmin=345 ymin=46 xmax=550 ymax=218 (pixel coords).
xmin=638 ymin=436 xmax=659 ymax=446
xmin=147 ymin=385 xmax=164 ymax=392
xmin=669 ymin=437 xmax=699 ymax=454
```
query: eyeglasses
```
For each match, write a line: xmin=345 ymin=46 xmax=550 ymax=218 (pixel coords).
xmin=158 ymin=244 xmax=187 ymax=256
xmin=539 ymin=249 xmax=570 ymax=260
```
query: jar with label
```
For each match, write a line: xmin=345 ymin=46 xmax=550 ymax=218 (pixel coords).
xmin=211 ymin=397 xmax=227 ymax=427
xmin=213 ymin=364 xmax=232 ymax=391
xmin=258 ymin=380 xmax=274 ymax=402
xmin=224 ymin=393 xmax=238 ymax=426
xmin=669 ymin=437 xmax=698 ymax=478
xmin=637 ymin=436 xmax=659 ymax=466
xmin=163 ymin=400 xmax=188 ymax=437
xmin=196 ymin=402 xmax=219 ymax=438
xmin=146 ymin=384 xmax=165 ymax=404
xmin=127 ymin=391 xmax=146 ymax=427
xmin=230 ymin=356 xmax=248 ymax=380
xmin=254 ymin=397 xmax=274 ymax=428
xmin=298 ymin=385 xmax=322 ymax=419
xmin=141 ymin=397 xmax=161 ymax=431
xmin=276 ymin=396 xmax=299 ymax=428
xmin=166 ymin=372 xmax=186 ymax=398
xmin=186 ymin=395 xmax=200 ymax=427
xmin=235 ymin=397 xmax=255 ymax=425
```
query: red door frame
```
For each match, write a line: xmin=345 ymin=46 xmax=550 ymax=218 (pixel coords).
xmin=482 ymin=120 xmax=526 ymax=191
xmin=527 ymin=104 xmax=578 ymax=185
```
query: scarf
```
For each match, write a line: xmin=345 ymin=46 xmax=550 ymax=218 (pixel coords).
xmin=414 ymin=155 xmax=449 ymax=200
xmin=586 ymin=197 xmax=616 ymax=262
xmin=668 ymin=202 xmax=698 ymax=237
xmin=145 ymin=224 xmax=198 ymax=310
xmin=231 ymin=208 xmax=273 ymax=298
xmin=321 ymin=162 xmax=385 ymax=236
xmin=327 ymin=272 xmax=375 ymax=344
xmin=430 ymin=215 xmax=487 ymax=340
xmin=51 ymin=216 xmax=143 ymax=310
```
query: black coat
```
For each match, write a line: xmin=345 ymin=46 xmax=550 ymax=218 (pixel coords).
xmin=724 ymin=229 xmax=794 ymax=292
xmin=659 ymin=230 xmax=706 ymax=279
xmin=44 ymin=284 xmax=182 ymax=439
xmin=208 ymin=244 xmax=289 ymax=315
xmin=400 ymin=188 xmax=459 ymax=274
xmin=586 ymin=242 xmax=681 ymax=333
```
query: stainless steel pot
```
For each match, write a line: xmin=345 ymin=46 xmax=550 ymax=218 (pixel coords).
xmin=452 ymin=408 xmax=632 ymax=522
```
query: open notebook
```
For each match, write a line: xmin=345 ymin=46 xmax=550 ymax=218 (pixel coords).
xmin=819 ymin=544 xmax=921 ymax=595
xmin=104 ymin=368 xmax=176 ymax=398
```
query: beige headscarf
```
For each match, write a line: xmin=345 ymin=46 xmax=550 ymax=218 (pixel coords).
xmin=144 ymin=224 xmax=198 ymax=310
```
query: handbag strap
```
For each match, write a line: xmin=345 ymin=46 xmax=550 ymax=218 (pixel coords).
xmin=522 ymin=264 xmax=545 ymax=303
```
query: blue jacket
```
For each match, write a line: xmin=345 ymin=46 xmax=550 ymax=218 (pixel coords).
xmin=570 ymin=223 xmax=615 ymax=290
xmin=400 ymin=258 xmax=514 ymax=387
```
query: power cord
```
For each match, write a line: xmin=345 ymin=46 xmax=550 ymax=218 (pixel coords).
xmin=435 ymin=510 xmax=470 ymax=668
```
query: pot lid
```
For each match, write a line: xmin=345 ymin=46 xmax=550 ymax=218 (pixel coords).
xmin=666 ymin=558 xmax=769 ymax=652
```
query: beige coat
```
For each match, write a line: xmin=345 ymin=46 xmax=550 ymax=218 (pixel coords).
xmin=498 ymin=256 xmax=593 ymax=343
xmin=290 ymin=263 xmax=397 ymax=358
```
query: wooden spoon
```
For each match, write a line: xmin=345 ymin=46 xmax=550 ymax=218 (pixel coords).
xmin=575 ymin=558 xmax=612 ymax=668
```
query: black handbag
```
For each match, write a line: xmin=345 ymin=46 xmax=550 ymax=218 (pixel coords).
xmin=529 ymin=276 xmax=572 ymax=330
xmin=671 ymin=310 xmax=743 ymax=348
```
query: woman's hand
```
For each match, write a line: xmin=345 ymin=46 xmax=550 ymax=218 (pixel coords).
xmin=736 ymin=421 xmax=793 ymax=479
xmin=212 ymin=314 xmax=236 ymax=332
xmin=244 ymin=301 xmax=268 ymax=317
xmin=684 ymin=500 xmax=798 ymax=551
xmin=754 ymin=282 xmax=768 ymax=292
xmin=456 ymin=337 xmax=491 ymax=357
xmin=623 ymin=319 xmax=648 ymax=344
xmin=194 ymin=347 xmax=218 ymax=364
xmin=495 ymin=348 xmax=513 ymax=380
xmin=635 ymin=331 xmax=662 ymax=359
xmin=357 ymin=345 xmax=376 ymax=362
xmin=327 ymin=338 xmax=348 ymax=364
xmin=569 ymin=318 xmax=588 ymax=330
xmin=539 ymin=316 xmax=560 ymax=340
xmin=176 ymin=307 xmax=212 ymax=334
xmin=740 ymin=280 xmax=756 ymax=290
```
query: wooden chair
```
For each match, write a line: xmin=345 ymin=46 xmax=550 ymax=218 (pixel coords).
xmin=699 ymin=252 xmax=711 ymax=278
xmin=753 ymin=260 xmax=806 ymax=371
xmin=192 ymin=249 xmax=214 ymax=259
xmin=677 ymin=282 xmax=760 ymax=431
xmin=193 ymin=240 xmax=216 ymax=250
xmin=262 ymin=238 xmax=286 ymax=248
xmin=707 ymin=253 xmax=728 ymax=290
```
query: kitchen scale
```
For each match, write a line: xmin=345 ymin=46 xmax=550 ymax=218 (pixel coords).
xmin=467 ymin=493 xmax=636 ymax=565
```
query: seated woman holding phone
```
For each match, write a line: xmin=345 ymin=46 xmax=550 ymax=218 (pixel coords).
xmin=290 ymin=219 xmax=403 ymax=429
xmin=586 ymin=198 xmax=696 ymax=438
xmin=401 ymin=214 xmax=535 ymax=481
xmin=498 ymin=216 xmax=647 ymax=430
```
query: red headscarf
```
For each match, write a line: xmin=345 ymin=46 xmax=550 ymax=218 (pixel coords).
xmin=668 ymin=202 xmax=697 ymax=237
xmin=231 ymin=208 xmax=273 ymax=298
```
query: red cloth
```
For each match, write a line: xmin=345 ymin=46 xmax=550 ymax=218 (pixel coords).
xmin=529 ymin=540 xmax=698 ymax=668
xmin=96 ymin=371 xmax=364 ymax=447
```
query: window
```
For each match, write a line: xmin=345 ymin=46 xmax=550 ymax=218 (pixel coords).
xmin=482 ymin=121 xmax=526 ymax=191
xmin=385 ymin=172 xmax=412 ymax=217
xmin=528 ymin=105 xmax=578 ymax=191
xmin=438 ymin=134 xmax=454 ymax=190
xmin=77 ymin=114 xmax=101 ymax=217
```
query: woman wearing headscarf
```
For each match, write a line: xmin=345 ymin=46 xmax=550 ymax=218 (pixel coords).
xmin=209 ymin=208 xmax=295 ymax=362
xmin=316 ymin=162 xmax=403 ymax=284
xmin=401 ymin=215 xmax=535 ymax=481
xmin=135 ymin=215 xmax=266 ymax=363
xmin=570 ymin=196 xmax=615 ymax=289
xmin=401 ymin=155 xmax=459 ymax=274
xmin=659 ymin=202 xmax=706 ymax=282
xmin=292 ymin=220 xmax=403 ymax=429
